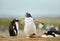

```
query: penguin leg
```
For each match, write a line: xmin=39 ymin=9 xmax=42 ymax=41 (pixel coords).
xmin=29 ymin=33 xmax=36 ymax=38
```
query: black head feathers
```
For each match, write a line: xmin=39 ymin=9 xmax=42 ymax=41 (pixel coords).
xmin=26 ymin=12 xmax=32 ymax=17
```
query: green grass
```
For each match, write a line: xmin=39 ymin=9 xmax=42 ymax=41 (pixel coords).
xmin=0 ymin=17 xmax=60 ymax=29
xmin=0 ymin=18 xmax=11 ymax=27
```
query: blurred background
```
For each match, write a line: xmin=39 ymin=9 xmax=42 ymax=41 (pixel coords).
xmin=0 ymin=0 xmax=60 ymax=36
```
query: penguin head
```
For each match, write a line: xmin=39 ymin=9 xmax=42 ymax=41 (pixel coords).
xmin=25 ymin=12 xmax=32 ymax=17
xmin=15 ymin=18 xmax=19 ymax=22
xmin=12 ymin=18 xmax=19 ymax=23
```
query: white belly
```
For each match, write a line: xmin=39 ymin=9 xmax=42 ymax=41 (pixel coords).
xmin=15 ymin=22 xmax=19 ymax=35
xmin=41 ymin=35 xmax=53 ymax=37
xmin=24 ymin=17 xmax=37 ymax=35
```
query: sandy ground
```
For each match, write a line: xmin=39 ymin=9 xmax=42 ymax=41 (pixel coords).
xmin=0 ymin=36 xmax=60 ymax=41
xmin=0 ymin=28 xmax=60 ymax=41
xmin=0 ymin=29 xmax=60 ymax=41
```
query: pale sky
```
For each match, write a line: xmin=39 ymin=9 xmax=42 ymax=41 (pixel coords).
xmin=0 ymin=0 xmax=60 ymax=18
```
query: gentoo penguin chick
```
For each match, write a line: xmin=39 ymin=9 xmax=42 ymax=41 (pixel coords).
xmin=24 ymin=12 xmax=37 ymax=38
xmin=9 ymin=19 xmax=19 ymax=36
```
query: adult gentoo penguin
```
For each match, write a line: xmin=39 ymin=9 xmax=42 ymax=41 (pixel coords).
xmin=9 ymin=19 xmax=19 ymax=36
xmin=24 ymin=12 xmax=37 ymax=38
